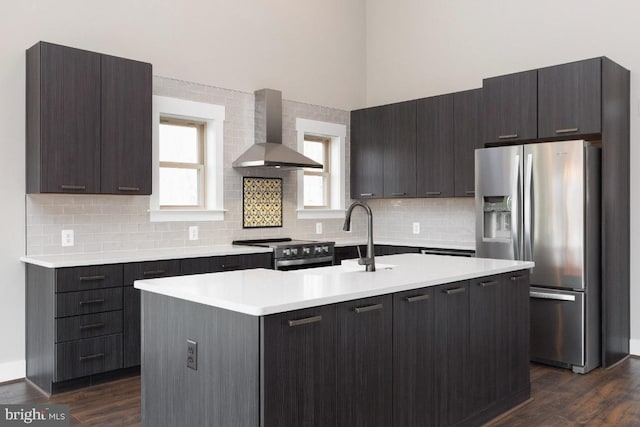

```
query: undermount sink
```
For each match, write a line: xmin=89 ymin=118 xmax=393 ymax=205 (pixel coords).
xmin=339 ymin=260 xmax=396 ymax=272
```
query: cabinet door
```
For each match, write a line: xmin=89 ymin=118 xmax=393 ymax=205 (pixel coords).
xmin=123 ymin=286 xmax=141 ymax=367
xmin=350 ymin=107 xmax=385 ymax=199
xmin=434 ymin=281 xmax=470 ymax=426
xmin=538 ymin=58 xmax=601 ymax=139
xmin=261 ymin=305 xmax=337 ymax=427
xmin=483 ymin=70 xmax=537 ymax=144
xmin=454 ymin=89 xmax=483 ymax=197
xmin=337 ymin=295 xmax=392 ymax=427
xmin=383 ymin=101 xmax=417 ymax=197
xmin=37 ymin=43 xmax=101 ymax=194
xmin=101 ymin=55 xmax=152 ymax=195
xmin=393 ymin=287 xmax=436 ymax=427
xmin=417 ymin=94 xmax=454 ymax=197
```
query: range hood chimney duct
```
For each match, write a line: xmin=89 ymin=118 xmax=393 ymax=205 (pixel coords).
xmin=232 ymin=89 xmax=322 ymax=169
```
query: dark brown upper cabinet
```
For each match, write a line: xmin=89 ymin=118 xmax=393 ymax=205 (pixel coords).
xmin=101 ymin=55 xmax=152 ymax=195
xmin=26 ymin=41 xmax=152 ymax=195
xmin=417 ymin=94 xmax=454 ymax=198
xmin=453 ymin=89 xmax=483 ymax=197
xmin=537 ymin=58 xmax=601 ymax=139
xmin=383 ymin=100 xmax=417 ymax=198
xmin=350 ymin=107 xmax=385 ymax=199
xmin=27 ymin=42 xmax=101 ymax=194
xmin=482 ymin=70 xmax=537 ymax=144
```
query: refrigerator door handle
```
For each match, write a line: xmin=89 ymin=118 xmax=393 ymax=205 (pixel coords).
xmin=524 ymin=153 xmax=533 ymax=261
xmin=530 ymin=291 xmax=576 ymax=302
xmin=512 ymin=154 xmax=521 ymax=260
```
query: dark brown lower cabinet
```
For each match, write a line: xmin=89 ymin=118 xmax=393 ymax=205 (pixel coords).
xmin=337 ymin=295 xmax=393 ymax=427
xmin=261 ymin=305 xmax=337 ymax=427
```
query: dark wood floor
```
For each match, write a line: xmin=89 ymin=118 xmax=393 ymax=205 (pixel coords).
xmin=2 ymin=357 xmax=639 ymax=426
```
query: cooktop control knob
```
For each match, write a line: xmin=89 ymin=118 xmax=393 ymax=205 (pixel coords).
xmin=315 ymin=246 xmax=322 ymax=254
xmin=283 ymin=249 xmax=291 ymax=256
xmin=291 ymin=248 xmax=299 ymax=256
xmin=303 ymin=247 xmax=311 ymax=255
xmin=322 ymin=245 xmax=329 ymax=253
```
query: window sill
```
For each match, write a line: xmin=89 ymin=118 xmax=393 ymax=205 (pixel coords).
xmin=296 ymin=209 xmax=345 ymax=220
xmin=149 ymin=209 xmax=226 ymax=222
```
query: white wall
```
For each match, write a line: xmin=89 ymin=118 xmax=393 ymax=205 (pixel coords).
xmin=365 ymin=0 xmax=640 ymax=353
xmin=0 ymin=0 xmax=366 ymax=380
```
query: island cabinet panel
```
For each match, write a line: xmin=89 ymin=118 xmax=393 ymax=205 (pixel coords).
xmin=537 ymin=58 xmax=601 ymax=139
xmin=393 ymin=287 xmax=436 ymax=427
xmin=453 ymin=88 xmax=483 ymax=197
xmin=383 ymin=100 xmax=417 ymax=198
xmin=261 ymin=305 xmax=337 ymax=427
xmin=483 ymin=69 xmax=538 ymax=144
xmin=337 ymin=295 xmax=393 ymax=427
xmin=350 ymin=107 xmax=386 ymax=199
xmin=417 ymin=94 xmax=455 ymax=198
xmin=434 ymin=281 xmax=471 ymax=426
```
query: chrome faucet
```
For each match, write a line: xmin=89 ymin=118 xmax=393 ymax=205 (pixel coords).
xmin=343 ymin=201 xmax=375 ymax=272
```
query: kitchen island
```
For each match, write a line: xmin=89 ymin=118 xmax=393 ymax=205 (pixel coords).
xmin=135 ymin=254 xmax=534 ymax=427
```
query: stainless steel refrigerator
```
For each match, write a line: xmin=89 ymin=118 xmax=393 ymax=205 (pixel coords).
xmin=475 ymin=140 xmax=600 ymax=374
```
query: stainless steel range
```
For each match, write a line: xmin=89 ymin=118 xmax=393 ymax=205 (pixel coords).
xmin=232 ymin=238 xmax=335 ymax=270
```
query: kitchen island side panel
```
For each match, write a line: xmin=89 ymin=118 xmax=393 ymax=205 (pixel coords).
xmin=141 ymin=292 xmax=259 ymax=427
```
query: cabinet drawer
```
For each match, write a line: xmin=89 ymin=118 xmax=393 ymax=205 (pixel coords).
xmin=124 ymin=260 xmax=181 ymax=286
xmin=56 ymin=264 xmax=123 ymax=293
xmin=56 ymin=288 xmax=123 ymax=318
xmin=55 ymin=334 xmax=123 ymax=382
xmin=56 ymin=311 xmax=123 ymax=343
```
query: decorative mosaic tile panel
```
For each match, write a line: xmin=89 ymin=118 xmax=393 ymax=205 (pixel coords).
xmin=243 ymin=177 xmax=283 ymax=228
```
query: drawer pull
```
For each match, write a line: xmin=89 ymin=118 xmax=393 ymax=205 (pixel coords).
xmin=480 ymin=280 xmax=499 ymax=287
xmin=406 ymin=294 xmax=429 ymax=303
xmin=510 ymin=274 xmax=525 ymax=281
xmin=79 ymin=299 xmax=105 ymax=306
xmin=443 ymin=287 xmax=465 ymax=295
xmin=498 ymin=134 xmax=519 ymax=139
xmin=117 ymin=186 xmax=140 ymax=191
xmin=222 ymin=264 xmax=240 ymax=270
xmin=61 ymin=185 xmax=86 ymax=190
xmin=143 ymin=270 xmax=166 ymax=277
xmin=426 ymin=191 xmax=441 ymax=196
xmin=359 ymin=193 xmax=374 ymax=197
xmin=555 ymin=128 xmax=578 ymax=134
xmin=391 ymin=192 xmax=406 ymax=196
xmin=79 ymin=353 xmax=105 ymax=362
xmin=79 ymin=275 xmax=106 ymax=282
xmin=354 ymin=303 xmax=383 ymax=314
xmin=465 ymin=190 xmax=475 ymax=195
xmin=79 ymin=322 xmax=105 ymax=330
xmin=288 ymin=315 xmax=322 ymax=327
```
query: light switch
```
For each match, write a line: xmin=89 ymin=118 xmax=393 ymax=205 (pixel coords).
xmin=61 ymin=230 xmax=74 ymax=247
xmin=412 ymin=222 xmax=420 ymax=235
xmin=189 ymin=226 xmax=198 ymax=241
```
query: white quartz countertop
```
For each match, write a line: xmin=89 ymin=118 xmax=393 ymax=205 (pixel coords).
xmin=332 ymin=239 xmax=475 ymax=251
xmin=20 ymin=245 xmax=273 ymax=268
xmin=134 ymin=254 xmax=533 ymax=316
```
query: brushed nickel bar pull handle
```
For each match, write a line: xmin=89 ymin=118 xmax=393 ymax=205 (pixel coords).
xmin=143 ymin=270 xmax=166 ymax=277
xmin=391 ymin=192 xmax=406 ymax=196
xmin=426 ymin=191 xmax=441 ymax=196
xmin=480 ymin=280 xmax=499 ymax=287
xmin=406 ymin=294 xmax=430 ymax=303
xmin=288 ymin=315 xmax=322 ymax=327
xmin=79 ymin=299 xmax=105 ymax=305
xmin=510 ymin=274 xmax=525 ymax=281
xmin=555 ymin=128 xmax=578 ymax=134
xmin=118 ymin=186 xmax=141 ymax=191
xmin=465 ymin=190 xmax=475 ymax=195
xmin=61 ymin=185 xmax=86 ymax=190
xmin=360 ymin=193 xmax=374 ymax=197
xmin=354 ymin=303 xmax=383 ymax=314
xmin=498 ymin=134 xmax=519 ymax=139
xmin=79 ymin=353 xmax=104 ymax=362
xmin=443 ymin=287 xmax=465 ymax=295
xmin=530 ymin=291 xmax=575 ymax=301
xmin=79 ymin=322 xmax=105 ymax=330
xmin=79 ymin=275 xmax=106 ymax=282
xmin=222 ymin=264 xmax=241 ymax=270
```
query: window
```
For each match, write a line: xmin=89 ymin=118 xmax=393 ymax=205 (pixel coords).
xmin=150 ymin=96 xmax=225 ymax=222
xmin=296 ymin=118 xmax=347 ymax=219
xmin=159 ymin=117 xmax=205 ymax=208
xmin=303 ymin=135 xmax=331 ymax=208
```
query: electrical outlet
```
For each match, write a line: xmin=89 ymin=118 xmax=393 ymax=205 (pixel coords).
xmin=315 ymin=222 xmax=323 ymax=234
xmin=189 ymin=226 xmax=198 ymax=241
xmin=61 ymin=230 xmax=74 ymax=247
xmin=187 ymin=339 xmax=197 ymax=370
xmin=412 ymin=222 xmax=420 ymax=235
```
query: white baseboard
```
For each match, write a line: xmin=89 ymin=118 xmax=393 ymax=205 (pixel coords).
xmin=630 ymin=339 xmax=640 ymax=356
xmin=0 ymin=359 xmax=25 ymax=383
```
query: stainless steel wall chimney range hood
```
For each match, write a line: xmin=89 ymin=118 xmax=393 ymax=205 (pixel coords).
xmin=232 ymin=89 xmax=322 ymax=169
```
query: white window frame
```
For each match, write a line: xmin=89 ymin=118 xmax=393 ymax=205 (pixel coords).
xmin=296 ymin=118 xmax=346 ymax=219
xmin=150 ymin=96 xmax=226 ymax=222
xmin=303 ymin=135 xmax=331 ymax=209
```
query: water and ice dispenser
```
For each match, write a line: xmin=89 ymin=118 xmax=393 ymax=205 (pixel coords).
xmin=482 ymin=196 xmax=512 ymax=241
